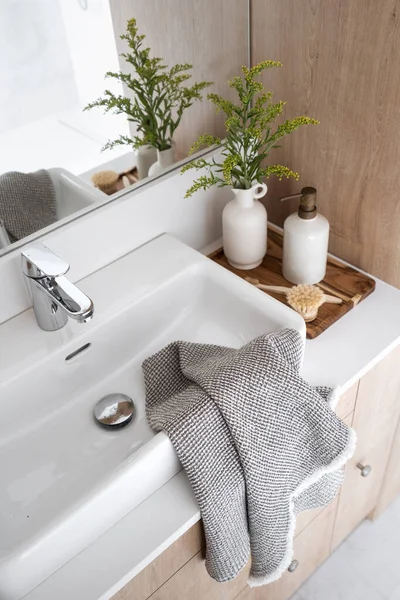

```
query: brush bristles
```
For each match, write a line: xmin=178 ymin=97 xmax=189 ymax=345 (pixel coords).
xmin=286 ymin=284 xmax=325 ymax=322
xmin=91 ymin=170 xmax=119 ymax=193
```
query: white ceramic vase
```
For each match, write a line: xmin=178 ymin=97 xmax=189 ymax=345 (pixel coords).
xmin=222 ymin=182 xmax=268 ymax=270
xmin=148 ymin=146 xmax=175 ymax=176
xmin=135 ymin=145 xmax=157 ymax=180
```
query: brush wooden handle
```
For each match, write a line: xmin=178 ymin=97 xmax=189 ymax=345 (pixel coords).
xmin=245 ymin=277 xmax=343 ymax=304
xmin=255 ymin=283 xmax=342 ymax=304
xmin=323 ymin=295 xmax=343 ymax=304
xmin=255 ymin=284 xmax=291 ymax=294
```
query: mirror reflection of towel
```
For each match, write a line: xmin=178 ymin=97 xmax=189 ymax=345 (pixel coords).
xmin=0 ymin=170 xmax=56 ymax=242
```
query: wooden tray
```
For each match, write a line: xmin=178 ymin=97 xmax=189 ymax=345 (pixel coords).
xmin=209 ymin=226 xmax=376 ymax=339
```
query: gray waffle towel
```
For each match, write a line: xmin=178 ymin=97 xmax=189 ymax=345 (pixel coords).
xmin=143 ymin=328 xmax=356 ymax=586
xmin=0 ymin=170 xmax=56 ymax=242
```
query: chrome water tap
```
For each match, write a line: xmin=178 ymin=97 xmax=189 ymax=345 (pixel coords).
xmin=21 ymin=243 xmax=94 ymax=331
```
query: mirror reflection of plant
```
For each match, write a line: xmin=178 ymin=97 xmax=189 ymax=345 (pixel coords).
xmin=182 ymin=61 xmax=319 ymax=198
xmin=84 ymin=18 xmax=212 ymax=152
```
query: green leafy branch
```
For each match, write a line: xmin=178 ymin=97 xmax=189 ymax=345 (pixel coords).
xmin=182 ymin=60 xmax=319 ymax=197
xmin=84 ymin=18 xmax=212 ymax=151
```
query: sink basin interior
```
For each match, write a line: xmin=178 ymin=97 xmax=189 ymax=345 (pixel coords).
xmin=0 ymin=234 xmax=305 ymax=599
xmin=0 ymin=265 xmax=301 ymax=541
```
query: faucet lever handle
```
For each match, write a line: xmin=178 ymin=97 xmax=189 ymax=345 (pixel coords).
xmin=21 ymin=243 xmax=70 ymax=279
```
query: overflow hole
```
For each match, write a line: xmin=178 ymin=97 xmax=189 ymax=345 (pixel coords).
xmin=65 ymin=343 xmax=91 ymax=362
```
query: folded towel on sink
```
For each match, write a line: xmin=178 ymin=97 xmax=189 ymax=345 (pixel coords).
xmin=0 ymin=169 xmax=57 ymax=242
xmin=142 ymin=328 xmax=356 ymax=586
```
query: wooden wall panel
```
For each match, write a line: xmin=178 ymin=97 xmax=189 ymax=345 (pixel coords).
xmin=251 ymin=0 xmax=400 ymax=286
xmin=109 ymin=0 xmax=249 ymax=159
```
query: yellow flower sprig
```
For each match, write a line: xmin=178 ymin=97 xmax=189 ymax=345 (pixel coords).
xmin=262 ymin=165 xmax=300 ymax=181
xmin=270 ymin=116 xmax=320 ymax=144
xmin=243 ymin=60 xmax=283 ymax=78
xmin=182 ymin=60 xmax=319 ymax=196
xmin=207 ymin=94 xmax=239 ymax=117
xmin=85 ymin=18 xmax=212 ymax=152
xmin=222 ymin=155 xmax=241 ymax=185
xmin=188 ymin=134 xmax=221 ymax=156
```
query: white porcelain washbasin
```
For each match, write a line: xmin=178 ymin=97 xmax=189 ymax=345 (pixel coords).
xmin=48 ymin=167 xmax=104 ymax=221
xmin=0 ymin=169 xmax=104 ymax=250
xmin=0 ymin=234 xmax=305 ymax=599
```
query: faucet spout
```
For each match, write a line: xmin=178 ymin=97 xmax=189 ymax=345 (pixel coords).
xmin=34 ymin=275 xmax=94 ymax=324
xmin=21 ymin=243 xmax=94 ymax=331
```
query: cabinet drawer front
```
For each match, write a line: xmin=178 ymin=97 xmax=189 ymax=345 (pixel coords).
xmin=148 ymin=551 xmax=249 ymax=600
xmin=295 ymin=504 xmax=325 ymax=536
xmin=332 ymin=347 xmax=400 ymax=549
xmin=355 ymin=346 xmax=400 ymax=442
xmin=372 ymin=417 xmax=400 ymax=519
xmin=332 ymin=435 xmax=391 ymax=549
xmin=336 ymin=381 xmax=358 ymax=420
xmin=112 ymin=523 xmax=204 ymax=600
xmin=236 ymin=499 xmax=337 ymax=600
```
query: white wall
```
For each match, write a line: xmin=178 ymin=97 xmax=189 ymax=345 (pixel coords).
xmin=58 ymin=0 xmax=129 ymax=141
xmin=0 ymin=0 xmax=78 ymax=134
xmin=0 ymin=0 xmax=128 ymax=174
xmin=0 ymin=154 xmax=229 ymax=325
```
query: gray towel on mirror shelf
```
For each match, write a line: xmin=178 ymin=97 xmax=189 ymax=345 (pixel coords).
xmin=0 ymin=169 xmax=57 ymax=242
xmin=142 ymin=328 xmax=356 ymax=587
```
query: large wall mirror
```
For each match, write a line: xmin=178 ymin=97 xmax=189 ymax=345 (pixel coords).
xmin=0 ymin=0 xmax=250 ymax=257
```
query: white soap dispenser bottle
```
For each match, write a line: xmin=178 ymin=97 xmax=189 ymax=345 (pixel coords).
xmin=281 ymin=187 xmax=329 ymax=285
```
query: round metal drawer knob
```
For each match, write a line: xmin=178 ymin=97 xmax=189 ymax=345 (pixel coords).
xmin=357 ymin=463 xmax=372 ymax=477
xmin=288 ymin=559 xmax=299 ymax=573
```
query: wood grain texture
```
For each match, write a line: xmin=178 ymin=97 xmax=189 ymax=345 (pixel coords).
xmin=331 ymin=346 xmax=400 ymax=549
xmin=109 ymin=0 xmax=249 ymax=159
xmin=148 ymin=551 xmax=249 ymax=600
xmin=329 ymin=412 xmax=355 ymax=552
xmin=251 ymin=0 xmax=400 ymax=287
xmin=112 ymin=522 xmax=204 ymax=600
xmin=372 ymin=414 xmax=400 ymax=519
xmin=294 ymin=504 xmax=325 ymax=538
xmin=336 ymin=381 xmax=359 ymax=421
xmin=209 ymin=227 xmax=375 ymax=338
xmin=235 ymin=499 xmax=338 ymax=600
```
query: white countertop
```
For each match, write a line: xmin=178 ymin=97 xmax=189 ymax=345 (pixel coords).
xmin=25 ymin=241 xmax=400 ymax=600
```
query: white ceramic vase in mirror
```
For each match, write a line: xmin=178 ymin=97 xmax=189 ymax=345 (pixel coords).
xmin=136 ymin=145 xmax=158 ymax=180
xmin=148 ymin=146 xmax=175 ymax=176
xmin=222 ymin=183 xmax=268 ymax=270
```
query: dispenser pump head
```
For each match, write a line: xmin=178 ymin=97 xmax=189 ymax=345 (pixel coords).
xmin=280 ymin=186 xmax=317 ymax=220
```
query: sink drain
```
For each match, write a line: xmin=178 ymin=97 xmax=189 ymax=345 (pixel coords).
xmin=94 ymin=393 xmax=135 ymax=429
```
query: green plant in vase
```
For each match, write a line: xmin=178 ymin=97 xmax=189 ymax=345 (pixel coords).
xmin=182 ymin=60 xmax=319 ymax=270
xmin=84 ymin=18 xmax=212 ymax=177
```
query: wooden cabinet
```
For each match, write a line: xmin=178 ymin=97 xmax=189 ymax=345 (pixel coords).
xmin=335 ymin=381 xmax=358 ymax=421
xmin=113 ymin=346 xmax=400 ymax=600
xmin=331 ymin=431 xmax=394 ymax=549
xmin=113 ymin=524 xmax=204 ymax=600
xmin=372 ymin=410 xmax=400 ymax=519
xmin=332 ymin=347 xmax=400 ymax=549
xmin=351 ymin=348 xmax=400 ymax=448
xmin=147 ymin=550 xmax=249 ymax=600
xmin=236 ymin=500 xmax=338 ymax=600
xmin=113 ymin=522 xmax=248 ymax=600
